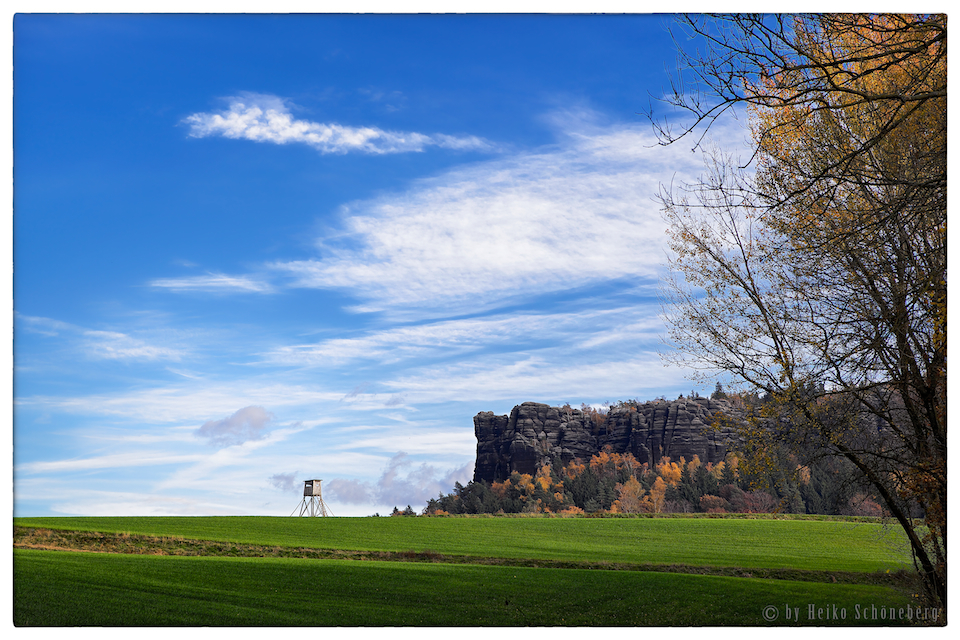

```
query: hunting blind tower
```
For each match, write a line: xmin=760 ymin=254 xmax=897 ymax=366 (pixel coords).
xmin=291 ymin=479 xmax=333 ymax=517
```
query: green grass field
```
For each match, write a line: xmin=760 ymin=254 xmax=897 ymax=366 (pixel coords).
xmin=14 ymin=549 xmax=921 ymax=626
xmin=14 ymin=515 xmax=931 ymax=626
xmin=15 ymin=515 xmax=912 ymax=572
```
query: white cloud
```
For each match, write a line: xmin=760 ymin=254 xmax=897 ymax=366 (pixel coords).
xmin=332 ymin=429 xmax=477 ymax=456
xmin=325 ymin=478 xmax=373 ymax=504
xmin=182 ymin=92 xmax=493 ymax=155
xmin=16 ymin=382 xmax=344 ymax=424
xmin=261 ymin=305 xmax=663 ymax=368
xmin=46 ymin=491 xmax=243 ymax=517
xmin=196 ymin=405 xmax=274 ymax=446
xmin=373 ymin=453 xmax=471 ymax=508
xmin=269 ymin=115 xmax=713 ymax=313
xmin=263 ymin=307 xmax=625 ymax=366
xmin=14 ymin=421 xmax=308 ymax=478
xmin=16 ymin=314 xmax=186 ymax=361
xmin=159 ymin=109 xmax=748 ymax=314
xmin=82 ymin=330 xmax=184 ymax=361
xmin=153 ymin=424 xmax=315 ymax=492
xmin=149 ymin=272 xmax=274 ymax=294
xmin=383 ymin=353 xmax=693 ymax=405
xmin=326 ymin=453 xmax=472 ymax=507
xmin=17 ymin=314 xmax=73 ymax=337
xmin=82 ymin=425 xmax=198 ymax=445
xmin=16 ymin=451 xmax=205 ymax=474
xmin=269 ymin=472 xmax=299 ymax=493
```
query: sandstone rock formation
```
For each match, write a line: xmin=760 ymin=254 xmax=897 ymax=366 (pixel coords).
xmin=473 ymin=398 xmax=746 ymax=484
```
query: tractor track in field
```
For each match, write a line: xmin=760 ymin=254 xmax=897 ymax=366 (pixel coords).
xmin=13 ymin=525 xmax=913 ymax=589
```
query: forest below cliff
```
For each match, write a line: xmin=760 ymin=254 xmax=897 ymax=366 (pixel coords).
xmin=425 ymin=448 xmax=885 ymax=517
xmin=424 ymin=392 xmax=890 ymax=517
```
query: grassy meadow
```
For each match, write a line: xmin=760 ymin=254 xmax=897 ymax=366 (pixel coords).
xmin=15 ymin=514 xmax=912 ymax=572
xmin=14 ymin=515 xmax=932 ymax=626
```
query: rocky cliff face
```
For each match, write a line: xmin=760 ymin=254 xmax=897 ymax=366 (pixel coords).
xmin=473 ymin=398 xmax=746 ymax=484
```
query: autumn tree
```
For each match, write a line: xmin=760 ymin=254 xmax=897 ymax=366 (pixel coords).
xmin=643 ymin=477 xmax=668 ymax=514
xmin=655 ymin=14 xmax=945 ymax=607
xmin=614 ymin=475 xmax=646 ymax=514
xmin=655 ymin=457 xmax=684 ymax=485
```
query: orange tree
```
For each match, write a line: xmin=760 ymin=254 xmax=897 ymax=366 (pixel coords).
xmin=654 ymin=14 xmax=945 ymax=608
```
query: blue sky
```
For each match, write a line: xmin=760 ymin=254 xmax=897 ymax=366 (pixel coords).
xmin=13 ymin=13 xmax=753 ymax=517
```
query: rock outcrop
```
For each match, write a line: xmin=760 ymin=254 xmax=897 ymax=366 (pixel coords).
xmin=473 ymin=398 xmax=746 ymax=484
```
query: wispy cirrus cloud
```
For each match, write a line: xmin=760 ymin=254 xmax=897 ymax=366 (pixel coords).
xmin=15 ymin=382 xmax=343 ymax=424
xmin=13 ymin=485 xmax=246 ymax=517
xmin=16 ymin=451 xmax=205 ymax=474
xmin=159 ymin=109 xmax=744 ymax=315
xmin=268 ymin=111 xmax=723 ymax=314
xmin=182 ymin=93 xmax=494 ymax=155
xmin=82 ymin=330 xmax=184 ymax=361
xmin=149 ymin=272 xmax=274 ymax=294
xmin=17 ymin=314 xmax=185 ymax=361
xmin=382 ymin=353 xmax=693 ymax=405
xmin=261 ymin=305 xmax=663 ymax=367
xmin=335 ymin=431 xmax=478 ymax=456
